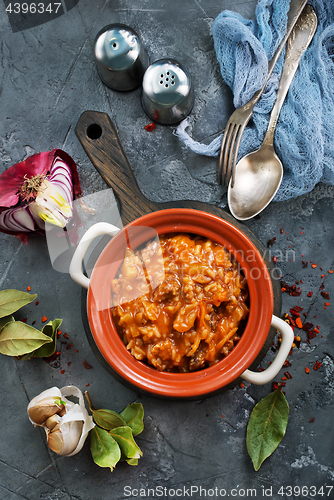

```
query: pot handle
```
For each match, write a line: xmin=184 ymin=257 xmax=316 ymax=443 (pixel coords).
xmin=69 ymin=222 xmax=121 ymax=289
xmin=240 ymin=315 xmax=294 ymax=385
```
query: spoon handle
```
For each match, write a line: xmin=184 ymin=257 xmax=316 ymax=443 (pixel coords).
xmin=263 ymin=5 xmax=317 ymax=147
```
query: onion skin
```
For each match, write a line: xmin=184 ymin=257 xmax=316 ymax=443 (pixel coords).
xmin=0 ymin=149 xmax=81 ymax=243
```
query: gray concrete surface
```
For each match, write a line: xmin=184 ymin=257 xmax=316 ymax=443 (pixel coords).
xmin=0 ymin=1 xmax=334 ymax=499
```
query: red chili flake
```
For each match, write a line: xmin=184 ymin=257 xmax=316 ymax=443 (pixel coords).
xmin=66 ymin=344 xmax=74 ymax=350
xmin=22 ymin=318 xmax=27 ymax=323
xmin=280 ymin=228 xmax=284 ymax=234
xmin=41 ymin=316 xmax=48 ymax=322
xmin=272 ymin=256 xmax=278 ymax=263
xmin=329 ymin=270 xmax=333 ymax=274
xmin=313 ymin=327 xmax=320 ymax=334
xmin=32 ymin=320 xmax=35 ymax=325
xmin=311 ymin=263 xmax=318 ymax=268
xmin=307 ymin=291 xmax=313 ymax=297
xmin=271 ymin=381 xmax=286 ymax=391
xmin=305 ymin=367 xmax=310 ymax=374
xmin=321 ymin=274 xmax=325 ymax=279
xmin=26 ymin=286 xmax=31 ymax=291
xmin=239 ymin=382 xmax=245 ymax=388
xmin=86 ymin=383 xmax=90 ymax=387
xmin=75 ymin=349 xmax=78 ymax=353
xmin=295 ymin=317 xmax=303 ymax=329
xmin=68 ymin=362 xmax=71 ymax=366
xmin=267 ymin=237 xmax=276 ymax=247
xmin=302 ymin=261 xmax=308 ymax=268
xmin=283 ymin=360 xmax=292 ymax=367
xmin=309 ymin=417 xmax=315 ymax=423
xmin=56 ymin=351 xmax=61 ymax=356
xmin=144 ymin=122 xmax=156 ymax=132
xmin=63 ymin=333 xmax=69 ymax=339
xmin=83 ymin=359 xmax=93 ymax=369
xmin=325 ymin=302 xmax=331 ymax=306
xmin=320 ymin=282 xmax=325 ymax=290
xmin=281 ymin=281 xmax=302 ymax=296
xmin=303 ymin=321 xmax=314 ymax=332
xmin=60 ymin=369 xmax=65 ymax=374
xmin=57 ymin=331 xmax=61 ymax=338
xmin=313 ymin=360 xmax=322 ymax=371
xmin=281 ymin=376 xmax=288 ymax=381
xmin=321 ymin=291 xmax=330 ymax=300
xmin=284 ymin=371 xmax=292 ymax=379
xmin=290 ymin=306 xmax=303 ymax=316
xmin=35 ymin=301 xmax=39 ymax=305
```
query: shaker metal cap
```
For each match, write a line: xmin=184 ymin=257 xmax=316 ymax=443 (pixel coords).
xmin=94 ymin=24 xmax=149 ymax=91
xmin=142 ymin=59 xmax=194 ymax=125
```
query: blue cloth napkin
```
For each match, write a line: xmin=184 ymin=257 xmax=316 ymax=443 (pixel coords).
xmin=175 ymin=0 xmax=334 ymax=201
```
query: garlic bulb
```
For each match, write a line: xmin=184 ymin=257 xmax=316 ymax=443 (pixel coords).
xmin=27 ymin=386 xmax=95 ymax=456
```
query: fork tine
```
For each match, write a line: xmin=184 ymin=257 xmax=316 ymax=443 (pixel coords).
xmin=224 ymin=123 xmax=241 ymax=186
xmin=218 ymin=122 xmax=232 ymax=185
xmin=230 ymin=125 xmax=245 ymax=189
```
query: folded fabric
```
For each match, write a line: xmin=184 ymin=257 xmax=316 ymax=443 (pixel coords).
xmin=175 ymin=0 xmax=334 ymax=201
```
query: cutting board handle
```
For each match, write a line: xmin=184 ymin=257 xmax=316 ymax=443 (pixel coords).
xmin=75 ymin=110 xmax=157 ymax=224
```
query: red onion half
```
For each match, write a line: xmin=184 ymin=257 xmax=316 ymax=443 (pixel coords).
xmin=0 ymin=149 xmax=81 ymax=243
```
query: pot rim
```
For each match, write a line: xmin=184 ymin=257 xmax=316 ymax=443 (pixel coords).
xmin=87 ymin=208 xmax=274 ymax=398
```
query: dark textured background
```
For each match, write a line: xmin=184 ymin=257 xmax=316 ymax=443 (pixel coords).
xmin=0 ymin=1 xmax=333 ymax=499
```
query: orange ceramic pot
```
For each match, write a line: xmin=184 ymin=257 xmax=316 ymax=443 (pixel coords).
xmin=70 ymin=209 xmax=293 ymax=399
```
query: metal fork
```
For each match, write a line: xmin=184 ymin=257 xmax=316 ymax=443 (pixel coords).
xmin=218 ymin=0 xmax=308 ymax=187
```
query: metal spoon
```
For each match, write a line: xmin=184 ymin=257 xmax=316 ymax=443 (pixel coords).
xmin=228 ymin=5 xmax=317 ymax=221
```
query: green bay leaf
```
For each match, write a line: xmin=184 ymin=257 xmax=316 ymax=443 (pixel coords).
xmin=246 ymin=389 xmax=289 ymax=471
xmin=92 ymin=408 xmax=126 ymax=430
xmin=109 ymin=426 xmax=142 ymax=459
xmin=90 ymin=426 xmax=121 ymax=471
xmin=32 ymin=319 xmax=62 ymax=358
xmin=0 ymin=289 xmax=37 ymax=318
xmin=120 ymin=402 xmax=144 ymax=436
xmin=0 ymin=321 xmax=52 ymax=356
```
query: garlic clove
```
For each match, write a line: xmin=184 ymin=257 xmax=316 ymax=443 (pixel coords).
xmin=45 ymin=414 xmax=61 ymax=431
xmin=28 ymin=397 xmax=65 ymax=426
xmin=58 ymin=421 xmax=84 ymax=456
xmin=47 ymin=426 xmax=65 ymax=455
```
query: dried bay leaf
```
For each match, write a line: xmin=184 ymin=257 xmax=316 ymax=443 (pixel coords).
xmin=0 ymin=315 xmax=15 ymax=331
xmin=31 ymin=319 xmax=62 ymax=358
xmin=90 ymin=426 xmax=121 ymax=471
xmin=120 ymin=402 xmax=144 ymax=436
xmin=124 ymin=457 xmax=138 ymax=466
xmin=109 ymin=426 xmax=142 ymax=459
xmin=0 ymin=321 xmax=52 ymax=356
xmin=0 ymin=289 xmax=37 ymax=318
xmin=246 ymin=389 xmax=289 ymax=471
xmin=91 ymin=409 xmax=126 ymax=430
